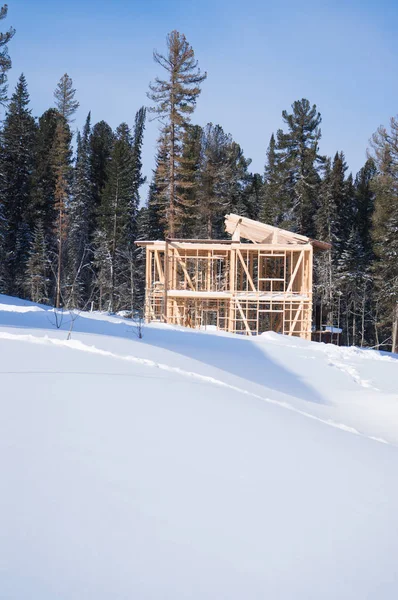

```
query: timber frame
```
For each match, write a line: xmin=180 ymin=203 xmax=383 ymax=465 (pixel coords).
xmin=136 ymin=214 xmax=330 ymax=340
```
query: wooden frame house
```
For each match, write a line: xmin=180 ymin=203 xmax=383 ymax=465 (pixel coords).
xmin=136 ymin=214 xmax=330 ymax=340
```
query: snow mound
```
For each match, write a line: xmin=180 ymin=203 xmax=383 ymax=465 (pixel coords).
xmin=0 ymin=294 xmax=398 ymax=599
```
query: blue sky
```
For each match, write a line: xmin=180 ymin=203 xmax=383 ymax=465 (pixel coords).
xmin=5 ymin=0 xmax=398 ymax=192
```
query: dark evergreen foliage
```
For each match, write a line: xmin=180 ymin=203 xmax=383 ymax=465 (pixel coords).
xmin=0 ymin=74 xmax=37 ymax=295
xmin=0 ymin=4 xmax=15 ymax=106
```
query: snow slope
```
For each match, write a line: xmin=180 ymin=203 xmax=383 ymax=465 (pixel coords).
xmin=1 ymin=294 xmax=398 ymax=599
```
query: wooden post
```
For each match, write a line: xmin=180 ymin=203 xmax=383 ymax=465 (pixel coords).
xmin=164 ymin=241 xmax=169 ymax=323
xmin=228 ymin=247 xmax=236 ymax=332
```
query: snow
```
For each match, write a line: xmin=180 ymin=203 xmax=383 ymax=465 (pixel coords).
xmin=323 ymin=325 xmax=343 ymax=333
xmin=1 ymin=294 xmax=398 ymax=599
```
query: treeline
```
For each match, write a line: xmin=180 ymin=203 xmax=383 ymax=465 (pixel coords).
xmin=0 ymin=9 xmax=397 ymax=350
xmin=0 ymin=72 xmax=147 ymax=313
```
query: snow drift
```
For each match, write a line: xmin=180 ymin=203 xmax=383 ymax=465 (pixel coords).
xmin=0 ymin=294 xmax=398 ymax=599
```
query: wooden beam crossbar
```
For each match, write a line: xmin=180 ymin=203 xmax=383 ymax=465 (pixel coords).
xmin=286 ymin=250 xmax=304 ymax=293
xmin=236 ymin=249 xmax=257 ymax=293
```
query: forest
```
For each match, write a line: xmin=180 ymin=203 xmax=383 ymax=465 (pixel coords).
xmin=0 ymin=8 xmax=397 ymax=351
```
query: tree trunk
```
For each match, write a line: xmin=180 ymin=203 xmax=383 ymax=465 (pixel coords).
xmin=56 ymin=207 xmax=63 ymax=308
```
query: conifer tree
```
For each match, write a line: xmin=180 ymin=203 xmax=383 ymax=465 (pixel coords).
xmin=337 ymin=227 xmax=370 ymax=346
xmin=124 ymin=107 xmax=146 ymax=310
xmin=67 ymin=113 xmax=92 ymax=307
xmin=90 ymin=120 xmax=114 ymax=212
xmin=148 ymin=30 xmax=206 ymax=237
xmin=0 ymin=74 xmax=37 ymax=295
xmin=144 ymin=134 xmax=169 ymax=240
xmin=196 ymin=124 xmax=233 ymax=238
xmin=261 ymin=134 xmax=283 ymax=225
xmin=92 ymin=228 xmax=112 ymax=311
xmin=176 ymin=123 xmax=202 ymax=236
xmin=369 ymin=120 xmax=398 ymax=351
xmin=276 ymin=99 xmax=323 ymax=235
xmin=224 ymin=140 xmax=252 ymax=219
xmin=96 ymin=123 xmax=135 ymax=311
xmin=355 ymin=157 xmax=376 ymax=259
xmin=0 ymin=4 xmax=15 ymax=106
xmin=54 ymin=73 xmax=79 ymax=123
xmin=242 ymin=173 xmax=263 ymax=222
xmin=52 ymin=114 xmax=72 ymax=307
xmin=30 ymin=108 xmax=59 ymax=247
xmin=25 ymin=220 xmax=49 ymax=304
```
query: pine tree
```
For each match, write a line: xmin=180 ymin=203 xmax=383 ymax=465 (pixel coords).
xmin=0 ymin=74 xmax=37 ymax=295
xmin=66 ymin=113 xmax=92 ymax=307
xmin=25 ymin=220 xmax=50 ymax=304
xmin=54 ymin=73 xmax=79 ymax=123
xmin=148 ymin=30 xmax=206 ymax=237
xmin=276 ymin=99 xmax=324 ymax=236
xmin=0 ymin=4 xmax=15 ymax=106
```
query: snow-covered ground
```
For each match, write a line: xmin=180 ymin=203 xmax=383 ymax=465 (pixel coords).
xmin=1 ymin=294 xmax=398 ymax=599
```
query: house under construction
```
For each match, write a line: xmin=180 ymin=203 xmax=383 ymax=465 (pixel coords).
xmin=136 ymin=214 xmax=330 ymax=340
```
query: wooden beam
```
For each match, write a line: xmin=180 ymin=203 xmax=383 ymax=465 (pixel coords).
xmin=228 ymin=248 xmax=236 ymax=332
xmin=235 ymin=298 xmax=252 ymax=335
xmin=173 ymin=247 xmax=195 ymax=291
xmin=286 ymin=250 xmax=304 ymax=293
xmin=154 ymin=249 xmax=164 ymax=283
xmin=236 ymin=249 xmax=256 ymax=292
xmin=289 ymin=301 xmax=304 ymax=336
xmin=163 ymin=241 xmax=169 ymax=322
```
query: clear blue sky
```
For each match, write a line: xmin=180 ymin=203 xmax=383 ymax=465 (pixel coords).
xmin=6 ymin=0 xmax=398 ymax=191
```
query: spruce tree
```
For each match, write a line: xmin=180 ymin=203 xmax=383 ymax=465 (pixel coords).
xmin=66 ymin=113 xmax=92 ymax=307
xmin=96 ymin=123 xmax=135 ymax=311
xmin=0 ymin=4 xmax=15 ymax=106
xmin=54 ymin=73 xmax=79 ymax=123
xmin=337 ymin=227 xmax=371 ymax=346
xmin=30 ymin=108 xmax=59 ymax=247
xmin=52 ymin=114 xmax=72 ymax=307
xmin=25 ymin=220 xmax=50 ymax=304
xmin=92 ymin=228 xmax=112 ymax=311
xmin=144 ymin=134 xmax=169 ymax=240
xmin=176 ymin=123 xmax=202 ymax=237
xmin=242 ymin=172 xmax=263 ymax=222
xmin=90 ymin=120 xmax=114 ymax=212
xmin=148 ymin=30 xmax=206 ymax=237
xmin=0 ymin=74 xmax=37 ymax=295
xmin=355 ymin=157 xmax=376 ymax=259
xmin=369 ymin=120 xmax=398 ymax=351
